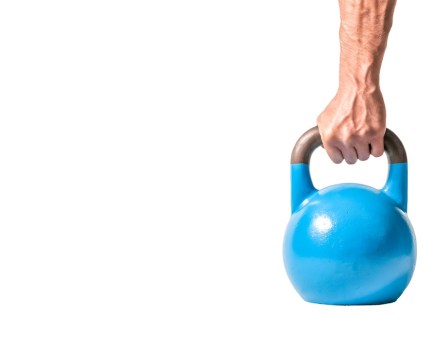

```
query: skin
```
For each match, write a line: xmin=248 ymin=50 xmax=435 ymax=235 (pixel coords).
xmin=317 ymin=0 xmax=397 ymax=164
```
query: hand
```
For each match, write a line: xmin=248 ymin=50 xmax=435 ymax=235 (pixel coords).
xmin=317 ymin=87 xmax=386 ymax=164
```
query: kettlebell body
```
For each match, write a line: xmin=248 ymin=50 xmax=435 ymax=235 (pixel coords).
xmin=283 ymin=128 xmax=416 ymax=305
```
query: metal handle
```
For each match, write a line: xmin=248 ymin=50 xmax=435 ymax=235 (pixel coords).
xmin=290 ymin=127 xmax=409 ymax=213
xmin=291 ymin=126 xmax=407 ymax=165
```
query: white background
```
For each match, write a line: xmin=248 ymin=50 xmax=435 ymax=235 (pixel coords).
xmin=0 ymin=1 xmax=434 ymax=349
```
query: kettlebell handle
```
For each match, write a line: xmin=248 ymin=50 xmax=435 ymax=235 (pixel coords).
xmin=291 ymin=127 xmax=407 ymax=165
xmin=290 ymin=127 xmax=409 ymax=213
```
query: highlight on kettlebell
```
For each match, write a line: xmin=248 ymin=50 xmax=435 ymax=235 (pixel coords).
xmin=283 ymin=127 xmax=416 ymax=306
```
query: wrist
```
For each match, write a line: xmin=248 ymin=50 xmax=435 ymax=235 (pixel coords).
xmin=337 ymin=78 xmax=381 ymax=98
xmin=338 ymin=67 xmax=380 ymax=93
xmin=338 ymin=51 xmax=382 ymax=92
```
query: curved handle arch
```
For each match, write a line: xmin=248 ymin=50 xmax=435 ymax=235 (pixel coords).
xmin=290 ymin=127 xmax=408 ymax=213
xmin=291 ymin=127 xmax=407 ymax=165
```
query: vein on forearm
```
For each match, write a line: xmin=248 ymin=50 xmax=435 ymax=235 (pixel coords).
xmin=338 ymin=0 xmax=397 ymax=90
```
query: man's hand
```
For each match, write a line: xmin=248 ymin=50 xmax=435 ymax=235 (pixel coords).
xmin=317 ymin=87 xmax=386 ymax=164
xmin=318 ymin=0 xmax=396 ymax=164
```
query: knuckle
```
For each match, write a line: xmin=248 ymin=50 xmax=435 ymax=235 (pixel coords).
xmin=340 ymin=132 xmax=353 ymax=145
xmin=322 ymin=132 xmax=336 ymax=144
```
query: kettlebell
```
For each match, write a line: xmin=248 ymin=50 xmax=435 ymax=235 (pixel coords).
xmin=283 ymin=127 xmax=417 ymax=305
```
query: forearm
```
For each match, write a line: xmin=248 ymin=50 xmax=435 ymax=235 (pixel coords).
xmin=317 ymin=0 xmax=398 ymax=164
xmin=338 ymin=0 xmax=397 ymax=91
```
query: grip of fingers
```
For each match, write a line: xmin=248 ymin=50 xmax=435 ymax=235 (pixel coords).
xmin=291 ymin=127 xmax=406 ymax=164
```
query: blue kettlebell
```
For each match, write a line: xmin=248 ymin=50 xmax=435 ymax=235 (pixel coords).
xmin=283 ymin=127 xmax=417 ymax=305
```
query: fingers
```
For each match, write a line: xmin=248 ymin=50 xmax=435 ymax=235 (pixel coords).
xmin=323 ymin=141 xmax=358 ymax=164
xmin=340 ymin=146 xmax=358 ymax=164
xmin=370 ymin=138 xmax=384 ymax=157
xmin=317 ymin=116 xmax=386 ymax=163
xmin=324 ymin=139 xmax=382 ymax=164
xmin=355 ymin=144 xmax=371 ymax=161
xmin=325 ymin=146 xmax=344 ymax=164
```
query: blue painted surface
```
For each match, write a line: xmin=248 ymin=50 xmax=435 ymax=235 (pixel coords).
xmin=283 ymin=163 xmax=417 ymax=305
